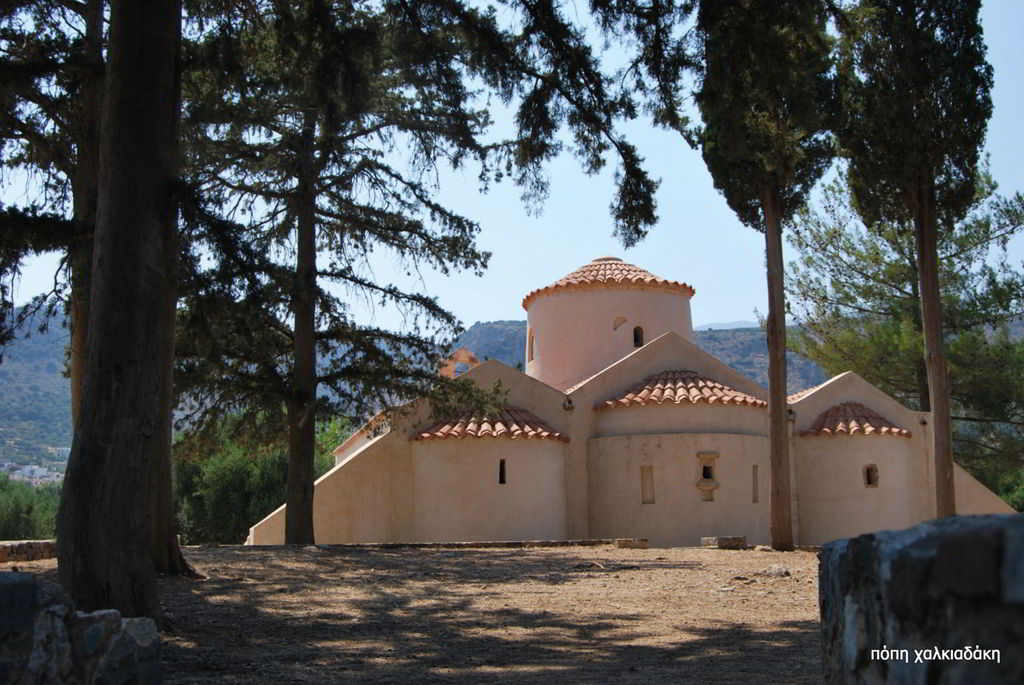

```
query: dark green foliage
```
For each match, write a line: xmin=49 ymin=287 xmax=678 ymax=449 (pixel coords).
xmin=0 ymin=474 xmax=60 ymax=540
xmin=692 ymin=0 xmax=834 ymax=229
xmin=177 ymin=0 xmax=658 ymax=447
xmin=178 ymin=0 xmax=492 ymax=447
xmin=790 ymin=173 xmax=1024 ymax=405
xmin=173 ymin=418 xmax=348 ymax=544
xmin=0 ymin=0 xmax=102 ymax=345
xmin=838 ymin=0 xmax=993 ymax=225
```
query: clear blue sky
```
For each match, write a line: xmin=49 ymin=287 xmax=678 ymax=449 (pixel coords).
xmin=10 ymin=1 xmax=1024 ymax=333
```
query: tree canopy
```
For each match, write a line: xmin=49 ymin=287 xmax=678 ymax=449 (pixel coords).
xmin=788 ymin=170 xmax=1024 ymax=508
xmin=837 ymin=0 xmax=994 ymax=516
xmin=688 ymin=0 xmax=834 ymax=549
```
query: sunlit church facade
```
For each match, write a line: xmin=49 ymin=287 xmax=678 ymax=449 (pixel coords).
xmin=248 ymin=257 xmax=1011 ymax=547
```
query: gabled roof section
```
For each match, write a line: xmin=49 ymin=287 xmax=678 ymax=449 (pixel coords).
xmin=787 ymin=380 xmax=829 ymax=404
xmin=522 ymin=256 xmax=695 ymax=310
xmin=799 ymin=402 xmax=911 ymax=438
xmin=597 ymin=370 xmax=767 ymax=410
xmin=567 ymin=331 xmax=768 ymax=403
xmin=415 ymin=406 xmax=569 ymax=442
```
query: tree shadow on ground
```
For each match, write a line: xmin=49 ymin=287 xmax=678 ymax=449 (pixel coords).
xmin=159 ymin=546 xmax=820 ymax=684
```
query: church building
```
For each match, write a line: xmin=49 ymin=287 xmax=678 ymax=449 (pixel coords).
xmin=248 ymin=256 xmax=1012 ymax=547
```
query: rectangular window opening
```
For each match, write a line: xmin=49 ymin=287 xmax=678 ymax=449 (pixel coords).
xmin=752 ymin=464 xmax=759 ymax=503
xmin=499 ymin=459 xmax=506 ymax=485
xmin=864 ymin=464 xmax=878 ymax=488
xmin=702 ymin=464 xmax=714 ymax=480
xmin=640 ymin=465 xmax=655 ymax=504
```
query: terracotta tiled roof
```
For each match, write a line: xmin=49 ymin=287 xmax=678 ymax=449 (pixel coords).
xmin=787 ymin=381 xmax=828 ymax=404
xmin=522 ymin=256 xmax=695 ymax=310
xmin=415 ymin=406 xmax=569 ymax=442
xmin=598 ymin=370 xmax=767 ymax=409
xmin=799 ymin=402 xmax=911 ymax=438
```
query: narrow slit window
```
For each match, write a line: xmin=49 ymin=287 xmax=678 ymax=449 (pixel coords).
xmin=499 ymin=459 xmax=506 ymax=484
xmin=633 ymin=326 xmax=644 ymax=347
xmin=527 ymin=330 xmax=535 ymax=362
xmin=864 ymin=464 xmax=878 ymax=488
xmin=640 ymin=465 xmax=655 ymax=504
xmin=752 ymin=464 xmax=759 ymax=503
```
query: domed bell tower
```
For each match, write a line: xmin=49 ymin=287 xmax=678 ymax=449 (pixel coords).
xmin=522 ymin=257 xmax=695 ymax=391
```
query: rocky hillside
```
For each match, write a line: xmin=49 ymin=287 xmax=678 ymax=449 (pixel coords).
xmin=0 ymin=319 xmax=72 ymax=469
xmin=456 ymin=320 xmax=827 ymax=393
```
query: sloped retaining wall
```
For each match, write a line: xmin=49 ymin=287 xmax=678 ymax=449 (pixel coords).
xmin=819 ymin=514 xmax=1024 ymax=683
xmin=0 ymin=572 xmax=161 ymax=683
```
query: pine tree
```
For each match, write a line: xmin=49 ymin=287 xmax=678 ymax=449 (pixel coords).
xmin=837 ymin=0 xmax=994 ymax=516
xmin=57 ymin=0 xmax=182 ymax=618
xmin=685 ymin=0 xmax=833 ymax=549
xmin=177 ymin=0 xmax=661 ymax=544
xmin=788 ymin=171 xmax=1024 ymax=496
xmin=0 ymin=0 xmax=104 ymax=414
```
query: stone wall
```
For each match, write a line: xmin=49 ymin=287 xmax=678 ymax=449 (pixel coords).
xmin=819 ymin=514 xmax=1024 ymax=683
xmin=0 ymin=572 xmax=162 ymax=683
xmin=0 ymin=540 xmax=57 ymax=563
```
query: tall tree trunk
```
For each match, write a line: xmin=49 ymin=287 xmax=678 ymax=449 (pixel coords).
xmin=148 ymin=19 xmax=197 ymax=578
xmin=763 ymin=187 xmax=794 ymax=550
xmin=57 ymin=0 xmax=182 ymax=619
xmin=914 ymin=181 xmax=956 ymax=517
xmin=67 ymin=0 xmax=104 ymax=426
xmin=285 ymin=112 xmax=318 ymax=545
xmin=906 ymin=272 xmax=931 ymax=412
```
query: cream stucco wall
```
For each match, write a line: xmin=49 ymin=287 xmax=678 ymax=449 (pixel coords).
xmin=247 ymin=403 xmax=426 ymax=545
xmin=794 ymin=434 xmax=919 ymax=546
xmin=789 ymin=370 xmax=933 ymax=529
xmin=412 ymin=438 xmax=568 ymax=542
xmin=246 ymin=335 xmax=1016 ymax=548
xmin=526 ymin=288 xmax=694 ymax=391
xmin=563 ymin=331 xmax=769 ymax=541
xmin=588 ymin=433 xmax=771 ymax=547
xmin=595 ymin=402 xmax=768 ymax=438
xmin=954 ymin=463 xmax=1016 ymax=515
xmin=247 ymin=360 xmax=574 ymax=545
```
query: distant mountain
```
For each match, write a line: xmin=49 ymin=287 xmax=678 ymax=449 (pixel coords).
xmin=694 ymin=320 xmax=759 ymax=331
xmin=455 ymin=320 xmax=527 ymax=369
xmin=0 ymin=317 xmax=72 ymax=469
xmin=455 ymin=320 xmax=827 ymax=393
xmin=695 ymin=327 xmax=826 ymax=393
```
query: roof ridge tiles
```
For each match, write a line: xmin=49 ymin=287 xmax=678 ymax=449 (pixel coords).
xmin=415 ymin=405 xmax=568 ymax=443
xmin=522 ymin=256 xmax=695 ymax=310
xmin=799 ymin=401 xmax=911 ymax=438
xmin=598 ymin=369 xmax=767 ymax=410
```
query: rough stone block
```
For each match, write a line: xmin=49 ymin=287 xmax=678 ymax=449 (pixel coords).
xmin=819 ymin=514 xmax=1024 ymax=684
xmin=0 ymin=540 xmax=58 ymax=563
xmin=0 ymin=573 xmax=163 ymax=683
xmin=614 ymin=538 xmax=649 ymax=549
xmin=700 ymin=536 xmax=747 ymax=549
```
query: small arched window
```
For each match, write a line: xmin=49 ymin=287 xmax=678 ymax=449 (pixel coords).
xmin=527 ymin=330 xmax=535 ymax=362
xmin=633 ymin=326 xmax=644 ymax=347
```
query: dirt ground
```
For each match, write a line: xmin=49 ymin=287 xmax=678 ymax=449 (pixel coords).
xmin=7 ymin=544 xmax=823 ymax=684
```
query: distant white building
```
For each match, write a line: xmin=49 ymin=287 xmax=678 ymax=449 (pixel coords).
xmin=249 ymin=257 xmax=1012 ymax=547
